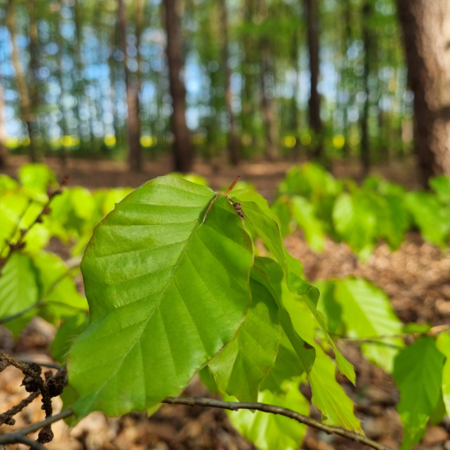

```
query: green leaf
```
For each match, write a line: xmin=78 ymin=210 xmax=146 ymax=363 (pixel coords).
xmin=252 ymin=258 xmax=315 ymax=374
xmin=405 ymin=192 xmax=450 ymax=248
xmin=52 ymin=314 xmax=89 ymax=364
xmin=199 ymin=366 xmax=219 ymax=393
xmin=309 ymin=346 xmax=362 ymax=433
xmin=261 ymin=332 xmax=305 ymax=393
xmin=232 ymin=190 xmax=286 ymax=268
xmin=332 ymin=191 xmax=377 ymax=259
xmin=209 ymin=268 xmax=281 ymax=402
xmin=32 ymin=252 xmax=88 ymax=321
xmin=334 ymin=278 xmax=403 ymax=373
xmin=290 ymin=196 xmax=325 ymax=252
xmin=226 ymin=381 xmax=309 ymax=450
xmin=270 ymin=196 xmax=293 ymax=237
xmin=430 ymin=175 xmax=450 ymax=204
xmin=393 ymin=337 xmax=445 ymax=449
xmin=18 ymin=163 xmax=57 ymax=199
xmin=316 ymin=281 xmax=344 ymax=335
xmin=0 ymin=253 xmax=40 ymax=334
xmin=69 ymin=176 xmax=254 ymax=417
xmin=287 ymin=261 xmax=355 ymax=384
xmin=436 ymin=332 xmax=450 ymax=416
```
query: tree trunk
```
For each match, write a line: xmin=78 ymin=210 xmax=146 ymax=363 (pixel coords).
xmin=118 ymin=0 xmax=142 ymax=172
xmin=163 ymin=0 xmax=193 ymax=173
xmin=304 ymin=0 xmax=323 ymax=158
xmin=6 ymin=0 xmax=37 ymax=162
xmin=291 ymin=28 xmax=301 ymax=158
xmin=396 ymin=0 xmax=450 ymax=184
xmin=218 ymin=0 xmax=239 ymax=166
xmin=360 ymin=1 xmax=371 ymax=176
xmin=260 ymin=39 xmax=277 ymax=160
xmin=0 ymin=80 xmax=7 ymax=168
xmin=341 ymin=0 xmax=351 ymax=159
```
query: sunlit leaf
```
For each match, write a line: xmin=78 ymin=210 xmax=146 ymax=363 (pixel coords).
xmin=69 ymin=176 xmax=254 ymax=417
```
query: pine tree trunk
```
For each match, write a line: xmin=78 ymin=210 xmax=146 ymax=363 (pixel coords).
xmin=360 ymin=1 xmax=371 ymax=176
xmin=163 ymin=0 xmax=193 ymax=173
xmin=218 ymin=0 xmax=239 ymax=166
xmin=118 ymin=0 xmax=142 ymax=172
xmin=6 ymin=0 xmax=37 ymax=162
xmin=304 ymin=0 xmax=323 ymax=157
xmin=396 ymin=0 xmax=450 ymax=184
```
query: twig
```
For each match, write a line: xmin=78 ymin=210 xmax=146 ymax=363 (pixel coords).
xmin=0 ymin=199 xmax=31 ymax=256
xmin=331 ymin=324 xmax=450 ymax=343
xmin=161 ymin=397 xmax=393 ymax=450
xmin=0 ymin=395 xmax=393 ymax=450
xmin=0 ymin=392 xmax=40 ymax=426
xmin=19 ymin=360 xmax=62 ymax=370
xmin=0 ymin=409 xmax=73 ymax=447
xmin=0 ymin=175 xmax=69 ymax=276
xmin=5 ymin=434 xmax=47 ymax=450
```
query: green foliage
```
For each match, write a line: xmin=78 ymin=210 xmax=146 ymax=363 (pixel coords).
xmin=320 ymin=278 xmax=403 ymax=373
xmin=2 ymin=165 xmax=450 ymax=450
xmin=393 ymin=337 xmax=445 ymax=449
xmin=276 ymin=163 xmax=450 ymax=256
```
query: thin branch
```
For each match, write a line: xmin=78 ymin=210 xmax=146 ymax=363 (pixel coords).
xmin=0 ymin=408 xmax=74 ymax=447
xmin=331 ymin=324 xmax=450 ymax=343
xmin=0 ymin=392 xmax=40 ymax=426
xmin=7 ymin=435 xmax=47 ymax=450
xmin=0 ymin=396 xmax=394 ymax=450
xmin=0 ymin=176 xmax=69 ymax=276
xmin=162 ymin=397 xmax=393 ymax=450
xmin=19 ymin=360 xmax=62 ymax=370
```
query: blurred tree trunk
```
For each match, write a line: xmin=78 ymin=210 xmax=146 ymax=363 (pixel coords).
xmin=218 ymin=0 xmax=239 ymax=166
xmin=241 ymin=0 xmax=256 ymax=150
xmin=6 ymin=0 xmax=37 ymax=162
xmin=118 ymin=0 xmax=142 ymax=171
xmin=260 ymin=38 xmax=277 ymax=160
xmin=341 ymin=0 xmax=351 ymax=159
xmin=0 ymin=80 xmax=7 ymax=168
xmin=396 ymin=0 xmax=450 ymax=184
xmin=163 ymin=0 xmax=193 ymax=173
xmin=291 ymin=28 xmax=301 ymax=158
xmin=304 ymin=0 xmax=323 ymax=158
xmin=360 ymin=0 xmax=371 ymax=176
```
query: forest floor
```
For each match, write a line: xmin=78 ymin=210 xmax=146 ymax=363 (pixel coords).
xmin=1 ymin=154 xmax=449 ymax=450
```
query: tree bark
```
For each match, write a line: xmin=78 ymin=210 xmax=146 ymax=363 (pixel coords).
xmin=163 ymin=0 xmax=193 ymax=173
xmin=0 ymin=80 xmax=7 ymax=168
xmin=218 ymin=0 xmax=239 ymax=166
xmin=360 ymin=0 xmax=371 ymax=176
xmin=6 ymin=0 xmax=37 ymax=162
xmin=291 ymin=27 xmax=301 ymax=158
xmin=118 ymin=0 xmax=142 ymax=171
xmin=396 ymin=0 xmax=450 ymax=184
xmin=304 ymin=0 xmax=323 ymax=157
xmin=260 ymin=39 xmax=277 ymax=160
